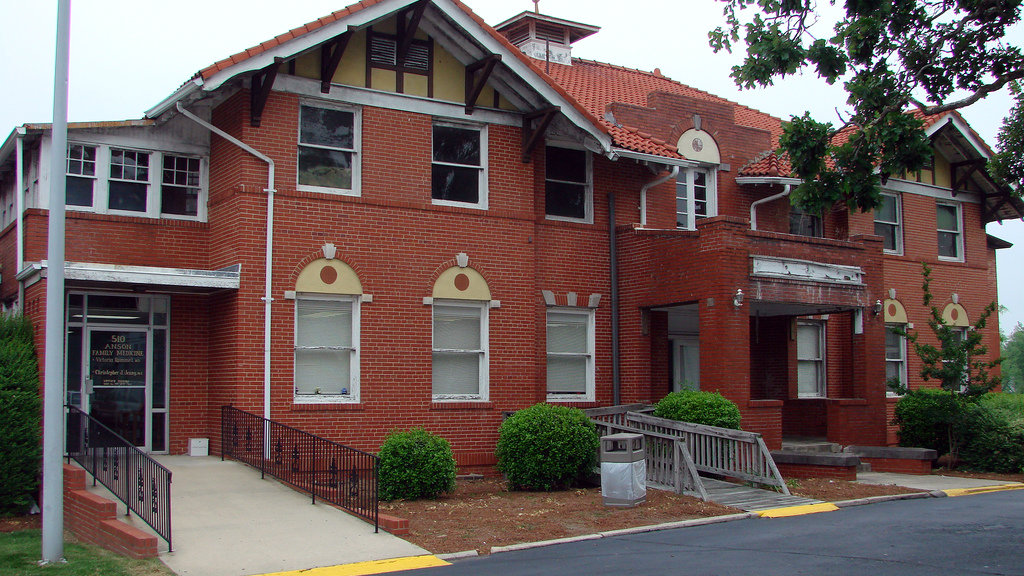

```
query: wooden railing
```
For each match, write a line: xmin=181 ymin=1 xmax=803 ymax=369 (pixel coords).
xmin=586 ymin=405 xmax=789 ymax=497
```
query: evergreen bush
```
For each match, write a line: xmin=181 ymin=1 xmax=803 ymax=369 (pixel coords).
xmin=960 ymin=394 xmax=1024 ymax=473
xmin=652 ymin=390 xmax=742 ymax=430
xmin=377 ymin=428 xmax=456 ymax=501
xmin=0 ymin=315 xmax=41 ymax=516
xmin=893 ymin=388 xmax=965 ymax=455
xmin=496 ymin=403 xmax=600 ymax=491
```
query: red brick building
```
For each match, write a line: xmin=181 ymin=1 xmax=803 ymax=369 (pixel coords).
xmin=0 ymin=0 xmax=1018 ymax=468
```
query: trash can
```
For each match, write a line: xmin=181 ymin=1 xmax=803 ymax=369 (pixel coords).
xmin=600 ymin=433 xmax=646 ymax=507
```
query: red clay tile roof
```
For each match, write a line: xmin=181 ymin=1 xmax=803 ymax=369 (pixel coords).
xmin=738 ymin=150 xmax=792 ymax=178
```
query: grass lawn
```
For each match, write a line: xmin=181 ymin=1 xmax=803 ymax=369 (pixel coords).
xmin=0 ymin=530 xmax=173 ymax=576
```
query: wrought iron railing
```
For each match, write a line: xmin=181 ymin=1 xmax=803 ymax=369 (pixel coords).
xmin=65 ymin=405 xmax=173 ymax=550
xmin=220 ymin=406 xmax=378 ymax=532
xmin=586 ymin=405 xmax=789 ymax=497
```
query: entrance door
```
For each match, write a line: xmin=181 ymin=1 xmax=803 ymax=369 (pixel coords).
xmin=85 ymin=328 xmax=150 ymax=448
xmin=672 ymin=337 xmax=700 ymax=392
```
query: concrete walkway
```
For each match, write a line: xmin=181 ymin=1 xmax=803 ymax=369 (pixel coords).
xmin=120 ymin=456 xmax=427 ymax=576
xmin=856 ymin=471 xmax=1023 ymax=492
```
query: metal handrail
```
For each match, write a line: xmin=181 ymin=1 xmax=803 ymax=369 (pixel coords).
xmin=65 ymin=406 xmax=173 ymax=550
xmin=220 ymin=406 xmax=379 ymax=532
xmin=587 ymin=405 xmax=789 ymax=495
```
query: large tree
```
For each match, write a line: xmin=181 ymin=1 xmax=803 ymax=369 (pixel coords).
xmin=1001 ymin=321 xmax=1024 ymax=393
xmin=709 ymin=0 xmax=1024 ymax=215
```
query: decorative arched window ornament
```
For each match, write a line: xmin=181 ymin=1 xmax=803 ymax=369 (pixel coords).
xmin=295 ymin=258 xmax=363 ymax=295
xmin=942 ymin=302 xmax=970 ymax=327
xmin=431 ymin=266 xmax=491 ymax=301
xmin=883 ymin=298 xmax=908 ymax=324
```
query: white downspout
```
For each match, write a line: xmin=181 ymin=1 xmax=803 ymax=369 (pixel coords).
xmin=176 ymin=103 xmax=276 ymax=423
xmin=750 ymin=184 xmax=791 ymax=231
xmin=15 ymin=127 xmax=25 ymax=311
xmin=640 ymin=165 xmax=679 ymax=226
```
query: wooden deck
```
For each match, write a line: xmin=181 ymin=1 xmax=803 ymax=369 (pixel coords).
xmin=658 ymin=478 xmax=823 ymax=512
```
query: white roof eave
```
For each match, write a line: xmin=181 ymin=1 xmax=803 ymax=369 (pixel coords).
xmin=21 ymin=261 xmax=242 ymax=290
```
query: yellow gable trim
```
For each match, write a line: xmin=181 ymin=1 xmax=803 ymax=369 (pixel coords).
xmin=942 ymin=303 xmax=970 ymax=327
xmin=883 ymin=299 xmax=908 ymax=324
xmin=433 ymin=266 xmax=490 ymax=300
xmin=295 ymin=259 xmax=362 ymax=295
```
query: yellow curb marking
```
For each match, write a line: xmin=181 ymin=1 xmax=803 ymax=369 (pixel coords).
xmin=943 ymin=483 xmax=1024 ymax=498
xmin=252 ymin=555 xmax=450 ymax=576
xmin=758 ymin=503 xmax=839 ymax=518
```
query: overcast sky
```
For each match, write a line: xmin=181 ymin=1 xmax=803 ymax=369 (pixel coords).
xmin=2 ymin=0 xmax=1022 ymax=334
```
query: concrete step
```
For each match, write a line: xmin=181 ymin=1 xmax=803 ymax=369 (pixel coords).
xmin=781 ymin=438 xmax=842 ymax=453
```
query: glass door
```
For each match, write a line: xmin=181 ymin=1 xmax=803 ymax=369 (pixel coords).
xmin=85 ymin=327 xmax=150 ymax=448
xmin=672 ymin=337 xmax=700 ymax=392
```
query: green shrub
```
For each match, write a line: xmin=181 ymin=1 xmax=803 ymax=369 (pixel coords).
xmin=960 ymin=393 xmax=1024 ymax=473
xmin=652 ymin=390 xmax=741 ymax=429
xmin=893 ymin=388 xmax=965 ymax=454
xmin=496 ymin=403 xmax=600 ymax=491
xmin=0 ymin=315 xmax=41 ymax=516
xmin=377 ymin=428 xmax=455 ymax=501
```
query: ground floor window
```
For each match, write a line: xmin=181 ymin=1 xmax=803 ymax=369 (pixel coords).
xmin=293 ymin=296 xmax=359 ymax=401
xmin=546 ymin=308 xmax=595 ymax=401
xmin=432 ymin=301 xmax=488 ymax=400
xmin=885 ymin=323 xmax=907 ymax=395
xmin=797 ymin=320 xmax=826 ymax=398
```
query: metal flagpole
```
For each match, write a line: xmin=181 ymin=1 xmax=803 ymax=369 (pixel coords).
xmin=41 ymin=0 xmax=71 ymax=564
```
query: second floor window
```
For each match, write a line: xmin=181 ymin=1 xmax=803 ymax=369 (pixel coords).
xmin=937 ymin=202 xmax=963 ymax=260
xmin=545 ymin=146 xmax=591 ymax=222
xmin=297 ymin=104 xmax=359 ymax=194
xmin=432 ymin=124 xmax=486 ymax=208
xmin=874 ymin=193 xmax=902 ymax=253
xmin=790 ymin=204 xmax=823 ymax=237
xmin=676 ymin=169 xmax=714 ymax=230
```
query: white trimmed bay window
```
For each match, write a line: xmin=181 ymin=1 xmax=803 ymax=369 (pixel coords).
xmin=546 ymin=309 xmax=595 ymax=401
xmin=65 ymin=142 xmax=206 ymax=220
xmin=432 ymin=301 xmax=488 ymax=400
xmin=676 ymin=168 xmax=715 ymax=230
xmin=294 ymin=296 xmax=360 ymax=402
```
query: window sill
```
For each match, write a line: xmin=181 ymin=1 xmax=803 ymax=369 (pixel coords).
xmin=546 ymin=395 xmax=596 ymax=404
xmin=430 ymin=401 xmax=493 ymax=410
xmin=291 ymin=402 xmax=364 ymax=412
xmin=937 ymin=255 xmax=964 ymax=263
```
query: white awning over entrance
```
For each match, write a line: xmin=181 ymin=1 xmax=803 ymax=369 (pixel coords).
xmin=17 ymin=261 xmax=241 ymax=291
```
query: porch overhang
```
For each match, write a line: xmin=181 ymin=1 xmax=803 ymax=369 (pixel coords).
xmin=17 ymin=261 xmax=241 ymax=293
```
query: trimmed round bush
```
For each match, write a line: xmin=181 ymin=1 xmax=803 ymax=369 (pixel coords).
xmin=377 ymin=428 xmax=456 ymax=501
xmin=496 ymin=403 xmax=600 ymax=491
xmin=0 ymin=315 xmax=41 ymax=515
xmin=653 ymin=390 xmax=741 ymax=429
xmin=893 ymin=388 xmax=964 ymax=454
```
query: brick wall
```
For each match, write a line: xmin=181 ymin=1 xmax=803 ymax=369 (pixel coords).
xmin=63 ymin=465 xmax=159 ymax=559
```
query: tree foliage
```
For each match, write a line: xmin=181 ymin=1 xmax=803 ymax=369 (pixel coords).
xmin=709 ymin=0 xmax=1024 ymax=214
xmin=0 ymin=315 xmax=41 ymax=515
xmin=990 ymin=82 xmax=1024 ymax=189
xmin=1000 ymin=322 xmax=1024 ymax=393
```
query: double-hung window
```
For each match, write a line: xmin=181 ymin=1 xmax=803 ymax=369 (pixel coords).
xmin=432 ymin=124 xmax=486 ymax=208
xmin=297 ymin=104 xmax=359 ymax=194
xmin=790 ymin=204 xmax=823 ymax=237
xmin=874 ymin=193 xmax=902 ymax=254
xmin=885 ymin=324 xmax=907 ymax=395
xmin=432 ymin=302 xmax=488 ymax=400
xmin=108 ymin=149 xmax=149 ymax=212
xmin=937 ymin=202 xmax=963 ymax=261
xmin=545 ymin=146 xmax=591 ymax=222
xmin=161 ymin=155 xmax=202 ymax=216
xmin=676 ymin=169 xmax=714 ymax=229
xmin=293 ymin=296 xmax=359 ymax=401
xmin=546 ymin=309 xmax=595 ymax=401
xmin=797 ymin=321 xmax=826 ymax=398
xmin=66 ymin=144 xmax=97 ymax=207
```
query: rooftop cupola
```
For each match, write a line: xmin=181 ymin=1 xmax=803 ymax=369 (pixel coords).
xmin=494 ymin=5 xmax=599 ymax=66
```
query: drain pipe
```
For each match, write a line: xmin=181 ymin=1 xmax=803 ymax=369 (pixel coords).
xmin=639 ymin=166 xmax=679 ymax=226
xmin=609 ymin=189 xmax=621 ymax=405
xmin=749 ymin=184 xmax=791 ymax=231
xmin=14 ymin=126 xmax=25 ymax=311
xmin=176 ymin=103 xmax=276 ymax=423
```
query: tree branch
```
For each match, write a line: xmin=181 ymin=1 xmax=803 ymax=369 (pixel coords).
xmin=911 ymin=69 xmax=1024 ymax=115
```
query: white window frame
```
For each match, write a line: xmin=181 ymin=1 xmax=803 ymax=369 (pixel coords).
xmin=432 ymin=300 xmax=489 ymax=401
xmin=797 ymin=320 xmax=826 ymax=398
xmin=292 ymin=294 xmax=360 ymax=404
xmin=885 ymin=323 xmax=907 ymax=397
xmin=936 ymin=201 xmax=964 ymax=262
xmin=107 ymin=148 xmax=152 ymax=215
xmin=875 ymin=193 xmax=903 ymax=255
xmin=546 ymin=307 xmax=596 ymax=402
xmin=64 ymin=141 xmax=208 ymax=221
xmin=431 ymin=122 xmax=488 ymax=210
xmin=544 ymin=144 xmax=593 ymax=224
xmin=66 ymin=143 xmax=98 ymax=210
xmin=675 ymin=168 xmax=716 ymax=230
xmin=296 ymin=101 xmax=362 ymax=196
xmin=160 ymin=154 xmax=204 ymax=218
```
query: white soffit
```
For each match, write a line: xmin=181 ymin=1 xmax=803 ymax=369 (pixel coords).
xmin=24 ymin=261 xmax=241 ymax=289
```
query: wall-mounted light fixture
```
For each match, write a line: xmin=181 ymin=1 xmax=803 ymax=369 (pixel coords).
xmin=733 ymin=289 xmax=744 ymax=308
xmin=873 ymin=299 xmax=883 ymax=316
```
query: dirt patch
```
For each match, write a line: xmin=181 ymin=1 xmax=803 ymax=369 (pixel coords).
xmin=383 ymin=476 xmax=919 ymax=555
xmin=0 ymin=515 xmax=41 ymax=533
xmin=788 ymin=478 xmax=925 ymax=502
